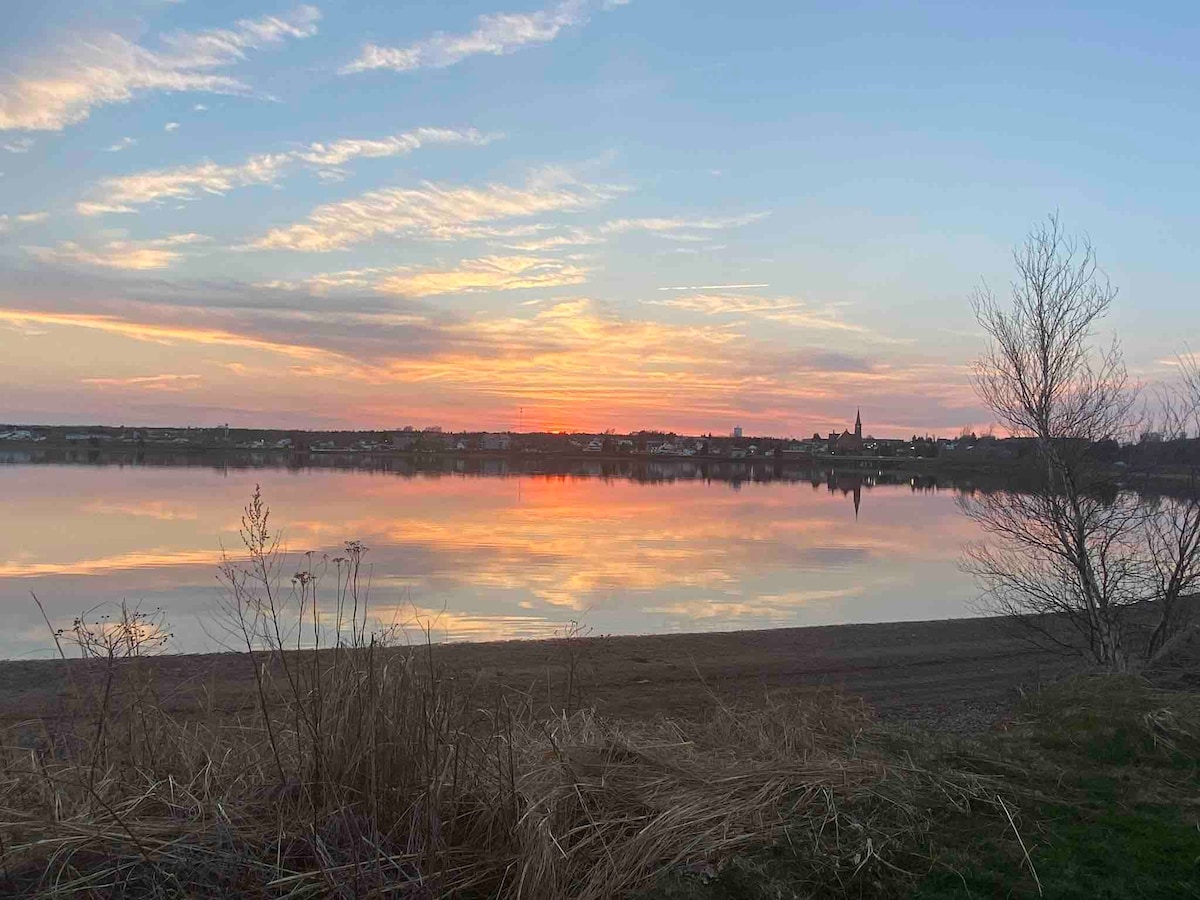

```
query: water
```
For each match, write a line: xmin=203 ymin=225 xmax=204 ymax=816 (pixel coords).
xmin=0 ymin=457 xmax=992 ymax=658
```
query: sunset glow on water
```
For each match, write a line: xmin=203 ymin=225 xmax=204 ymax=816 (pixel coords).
xmin=1 ymin=460 xmax=987 ymax=658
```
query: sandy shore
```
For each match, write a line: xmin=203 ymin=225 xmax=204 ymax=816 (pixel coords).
xmin=0 ymin=614 xmax=1105 ymax=734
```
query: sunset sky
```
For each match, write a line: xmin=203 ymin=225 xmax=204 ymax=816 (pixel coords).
xmin=2 ymin=1 xmax=1197 ymax=436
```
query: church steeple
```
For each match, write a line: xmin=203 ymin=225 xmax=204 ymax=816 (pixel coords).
xmin=854 ymin=408 xmax=862 ymax=438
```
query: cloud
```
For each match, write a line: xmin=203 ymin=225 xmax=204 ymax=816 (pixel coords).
xmin=81 ymin=373 xmax=202 ymax=390
xmin=376 ymin=255 xmax=590 ymax=297
xmin=0 ymin=211 xmax=48 ymax=232
xmin=193 ymin=103 xmax=208 ymax=112
xmin=271 ymin=255 xmax=590 ymax=297
xmin=164 ymin=121 xmax=180 ymax=132
xmin=0 ymin=6 xmax=319 ymax=131
xmin=342 ymin=0 xmax=591 ymax=75
xmin=503 ymin=226 xmax=606 ymax=251
xmin=0 ymin=307 xmax=333 ymax=361
xmin=477 ymin=212 xmax=766 ymax=254
xmin=24 ymin=233 xmax=209 ymax=270
xmin=494 ymin=212 xmax=765 ymax=253
xmin=658 ymin=283 xmax=769 ymax=291
xmin=76 ymin=201 xmax=139 ymax=216
xmin=0 ymin=273 xmax=980 ymax=433
xmin=79 ymin=127 xmax=493 ymax=214
xmin=600 ymin=212 xmax=769 ymax=237
xmin=645 ymin=293 xmax=873 ymax=334
xmin=104 ymin=136 xmax=137 ymax=152
xmin=2 ymin=137 xmax=35 ymax=152
xmin=297 ymin=127 xmax=496 ymax=167
xmin=251 ymin=168 xmax=611 ymax=252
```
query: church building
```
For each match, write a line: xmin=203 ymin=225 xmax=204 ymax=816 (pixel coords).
xmin=827 ymin=409 xmax=864 ymax=454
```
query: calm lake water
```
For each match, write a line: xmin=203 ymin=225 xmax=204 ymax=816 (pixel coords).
xmin=0 ymin=457 xmax=993 ymax=659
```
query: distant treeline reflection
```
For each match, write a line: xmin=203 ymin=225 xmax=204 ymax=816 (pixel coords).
xmin=2 ymin=445 xmax=1014 ymax=495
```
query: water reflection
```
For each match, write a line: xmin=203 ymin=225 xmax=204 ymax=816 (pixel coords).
xmin=0 ymin=458 xmax=989 ymax=658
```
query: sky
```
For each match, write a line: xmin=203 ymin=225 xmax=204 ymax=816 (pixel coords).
xmin=1 ymin=0 xmax=1197 ymax=437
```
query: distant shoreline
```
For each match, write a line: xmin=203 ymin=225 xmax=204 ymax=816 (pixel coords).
xmin=0 ymin=439 xmax=1024 ymax=474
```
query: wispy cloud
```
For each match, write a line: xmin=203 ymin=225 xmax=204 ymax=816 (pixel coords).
xmin=657 ymin=282 xmax=769 ymax=291
xmin=104 ymin=136 xmax=137 ymax=152
xmin=251 ymin=168 xmax=612 ymax=252
xmin=645 ymin=293 xmax=904 ymax=340
xmin=0 ymin=6 xmax=319 ymax=131
xmin=342 ymin=0 xmax=611 ymax=75
xmin=81 ymin=373 xmax=202 ymax=390
xmin=0 ymin=211 xmax=49 ymax=232
xmin=25 ymin=233 xmax=209 ymax=270
xmin=600 ymin=212 xmax=768 ymax=237
xmin=503 ymin=226 xmax=605 ymax=252
xmin=269 ymin=255 xmax=590 ymax=298
xmin=164 ymin=121 xmax=180 ymax=132
xmin=374 ymin=254 xmax=591 ymax=298
xmin=493 ymin=212 xmax=763 ymax=253
xmin=0 ymin=307 xmax=331 ymax=361
xmin=299 ymin=127 xmax=496 ymax=167
xmin=76 ymin=202 xmax=140 ymax=216
xmin=79 ymin=127 xmax=493 ymax=214
xmin=2 ymin=137 xmax=35 ymax=152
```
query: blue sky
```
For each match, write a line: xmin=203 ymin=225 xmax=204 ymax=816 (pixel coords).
xmin=1 ymin=0 xmax=1197 ymax=435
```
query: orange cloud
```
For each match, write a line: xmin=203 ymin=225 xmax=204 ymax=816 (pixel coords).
xmin=376 ymin=256 xmax=589 ymax=297
xmin=81 ymin=373 xmax=202 ymax=391
xmin=0 ymin=308 xmax=335 ymax=361
xmin=250 ymin=170 xmax=612 ymax=252
xmin=265 ymin=255 xmax=589 ymax=298
xmin=0 ymin=293 xmax=979 ymax=434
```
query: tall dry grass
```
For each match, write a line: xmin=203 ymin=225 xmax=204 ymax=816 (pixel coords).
xmin=0 ymin=488 xmax=1004 ymax=898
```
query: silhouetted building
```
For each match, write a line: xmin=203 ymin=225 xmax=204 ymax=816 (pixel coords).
xmin=828 ymin=409 xmax=864 ymax=454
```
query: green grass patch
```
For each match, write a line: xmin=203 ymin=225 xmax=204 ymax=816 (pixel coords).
xmin=641 ymin=676 xmax=1200 ymax=900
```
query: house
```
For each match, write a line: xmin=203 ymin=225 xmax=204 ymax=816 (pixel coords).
xmin=481 ymin=433 xmax=512 ymax=451
xmin=583 ymin=438 xmax=603 ymax=453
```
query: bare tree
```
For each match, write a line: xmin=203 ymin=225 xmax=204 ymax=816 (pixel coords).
xmin=959 ymin=215 xmax=1200 ymax=670
xmin=1139 ymin=351 xmax=1200 ymax=662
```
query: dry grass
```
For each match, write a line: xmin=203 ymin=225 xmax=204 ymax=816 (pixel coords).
xmin=1 ymin=658 xmax=1005 ymax=898
xmin=0 ymin=490 xmax=1008 ymax=898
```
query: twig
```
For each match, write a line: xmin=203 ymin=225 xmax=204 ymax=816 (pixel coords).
xmin=31 ymin=592 xmax=67 ymax=662
xmin=997 ymin=794 xmax=1042 ymax=896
